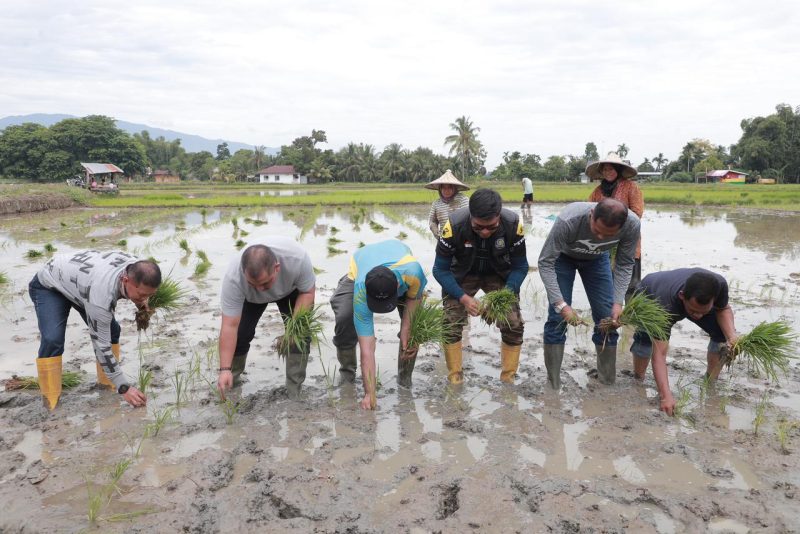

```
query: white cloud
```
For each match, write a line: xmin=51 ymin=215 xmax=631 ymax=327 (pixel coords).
xmin=2 ymin=0 xmax=798 ymax=167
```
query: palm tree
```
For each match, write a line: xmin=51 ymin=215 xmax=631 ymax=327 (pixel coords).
xmin=444 ymin=116 xmax=482 ymax=180
xmin=652 ymin=152 xmax=668 ymax=172
xmin=380 ymin=143 xmax=405 ymax=182
xmin=253 ymin=145 xmax=266 ymax=171
xmin=616 ymin=143 xmax=629 ymax=158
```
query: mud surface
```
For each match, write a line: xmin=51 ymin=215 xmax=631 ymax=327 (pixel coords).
xmin=1 ymin=203 xmax=799 ymax=533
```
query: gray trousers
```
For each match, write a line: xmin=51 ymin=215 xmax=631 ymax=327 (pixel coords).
xmin=330 ymin=275 xmax=405 ymax=349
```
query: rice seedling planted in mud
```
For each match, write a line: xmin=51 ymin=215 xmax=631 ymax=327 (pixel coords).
xmin=171 ymin=369 xmax=188 ymax=407
xmin=5 ymin=371 xmax=82 ymax=390
xmin=407 ymin=298 xmax=451 ymax=349
xmin=145 ymin=406 xmax=174 ymax=438
xmin=116 ymin=239 xmax=127 ymax=247
xmin=137 ymin=228 xmax=152 ymax=236
xmin=108 ymin=457 xmax=134 ymax=492
xmin=313 ymin=266 xmax=325 ymax=275
xmin=26 ymin=249 xmax=43 ymax=259
xmin=776 ymin=419 xmax=798 ymax=453
xmin=601 ymin=292 xmax=672 ymax=341
xmin=196 ymin=250 xmax=209 ymax=263
xmin=368 ymin=220 xmax=387 ymax=232
xmin=43 ymin=243 xmax=57 ymax=253
xmin=479 ymin=288 xmax=518 ymax=328
xmin=235 ymin=239 xmax=246 ymax=249
xmin=280 ymin=305 xmax=326 ymax=355
xmin=239 ymin=229 xmax=249 ymax=237
xmin=327 ymin=245 xmax=345 ymax=256
xmin=85 ymin=479 xmax=106 ymax=524
xmin=328 ymin=237 xmax=343 ymax=245
xmin=330 ymin=226 xmax=339 ymax=234
xmin=179 ymin=239 xmax=190 ymax=253
xmin=194 ymin=260 xmax=211 ymax=277
xmin=220 ymin=398 xmax=239 ymax=425
xmin=137 ymin=366 xmax=153 ymax=395
xmin=0 ymin=271 xmax=8 ymax=284
xmin=752 ymin=391 xmax=771 ymax=436
xmin=396 ymin=231 xmax=408 ymax=240
xmin=231 ymin=217 xmax=238 ymax=228
xmin=729 ymin=320 xmax=797 ymax=382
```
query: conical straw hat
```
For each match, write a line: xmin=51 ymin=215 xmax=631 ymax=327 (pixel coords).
xmin=425 ymin=169 xmax=470 ymax=191
xmin=585 ymin=152 xmax=638 ymax=180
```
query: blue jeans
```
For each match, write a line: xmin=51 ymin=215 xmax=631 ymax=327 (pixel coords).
xmin=543 ymin=253 xmax=617 ymax=346
xmin=28 ymin=275 xmax=120 ymax=358
xmin=631 ymin=313 xmax=726 ymax=358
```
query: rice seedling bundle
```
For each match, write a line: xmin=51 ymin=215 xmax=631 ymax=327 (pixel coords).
xmin=26 ymin=249 xmax=43 ymax=258
xmin=729 ymin=320 xmax=796 ymax=382
xmin=0 ymin=271 xmax=8 ymax=284
xmin=179 ymin=239 xmax=190 ymax=253
xmin=5 ymin=371 xmax=82 ymax=390
xmin=116 ymin=239 xmax=128 ymax=247
xmin=602 ymin=292 xmax=672 ymax=341
xmin=479 ymin=288 xmax=518 ymax=328
xmin=407 ymin=298 xmax=450 ymax=348
xmin=280 ymin=305 xmax=326 ymax=355
xmin=147 ymin=276 xmax=188 ymax=312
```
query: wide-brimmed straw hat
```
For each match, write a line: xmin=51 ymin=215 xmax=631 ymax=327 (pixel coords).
xmin=425 ymin=169 xmax=470 ymax=191
xmin=585 ymin=153 xmax=638 ymax=180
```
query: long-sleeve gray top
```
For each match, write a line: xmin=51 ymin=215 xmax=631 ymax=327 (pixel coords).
xmin=37 ymin=250 xmax=138 ymax=388
xmin=538 ymin=202 xmax=640 ymax=305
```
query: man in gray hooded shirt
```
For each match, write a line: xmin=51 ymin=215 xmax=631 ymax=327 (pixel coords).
xmin=537 ymin=198 xmax=640 ymax=388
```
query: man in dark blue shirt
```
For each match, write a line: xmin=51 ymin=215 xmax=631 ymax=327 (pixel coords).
xmin=631 ymin=268 xmax=738 ymax=415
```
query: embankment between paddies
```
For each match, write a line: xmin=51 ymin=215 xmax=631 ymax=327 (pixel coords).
xmin=0 ymin=185 xmax=92 ymax=215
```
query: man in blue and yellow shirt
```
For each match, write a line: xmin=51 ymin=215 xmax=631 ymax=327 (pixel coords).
xmin=330 ymin=239 xmax=427 ymax=410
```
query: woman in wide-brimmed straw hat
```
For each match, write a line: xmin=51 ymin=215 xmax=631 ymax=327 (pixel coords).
xmin=587 ymin=153 xmax=644 ymax=300
xmin=426 ymin=169 xmax=470 ymax=237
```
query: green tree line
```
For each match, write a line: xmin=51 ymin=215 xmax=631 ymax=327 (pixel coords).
xmin=1 ymin=105 xmax=798 ymax=184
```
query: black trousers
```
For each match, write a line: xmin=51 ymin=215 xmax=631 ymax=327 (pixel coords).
xmin=233 ymin=288 xmax=302 ymax=356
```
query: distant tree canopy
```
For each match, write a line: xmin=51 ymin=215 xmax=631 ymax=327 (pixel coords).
xmin=1 ymin=104 xmax=798 ymax=183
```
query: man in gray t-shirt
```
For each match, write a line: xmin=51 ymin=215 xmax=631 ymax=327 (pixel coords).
xmin=29 ymin=250 xmax=161 ymax=409
xmin=537 ymin=198 xmax=640 ymax=388
xmin=216 ymin=237 xmax=316 ymax=399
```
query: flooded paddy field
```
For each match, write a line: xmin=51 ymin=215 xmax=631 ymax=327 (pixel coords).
xmin=0 ymin=203 xmax=799 ymax=533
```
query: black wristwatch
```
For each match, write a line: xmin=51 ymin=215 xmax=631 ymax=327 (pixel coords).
xmin=118 ymin=384 xmax=130 ymax=395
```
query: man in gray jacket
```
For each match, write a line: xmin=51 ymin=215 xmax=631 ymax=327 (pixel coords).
xmin=29 ymin=250 xmax=161 ymax=409
xmin=538 ymin=198 xmax=640 ymax=388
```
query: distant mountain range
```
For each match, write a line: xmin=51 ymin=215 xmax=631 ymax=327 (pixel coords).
xmin=0 ymin=113 xmax=279 ymax=155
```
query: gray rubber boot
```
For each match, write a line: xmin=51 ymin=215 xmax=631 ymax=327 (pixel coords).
xmin=285 ymin=349 xmax=308 ymax=400
xmin=543 ymin=344 xmax=564 ymax=389
xmin=595 ymin=344 xmax=617 ymax=385
xmin=231 ymin=353 xmax=248 ymax=384
xmin=337 ymin=347 xmax=358 ymax=384
xmin=397 ymin=345 xmax=417 ymax=389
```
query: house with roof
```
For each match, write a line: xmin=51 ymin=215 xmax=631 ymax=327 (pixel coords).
xmin=80 ymin=162 xmax=124 ymax=185
xmin=706 ymin=169 xmax=748 ymax=184
xmin=153 ymin=169 xmax=181 ymax=183
xmin=257 ymin=165 xmax=307 ymax=185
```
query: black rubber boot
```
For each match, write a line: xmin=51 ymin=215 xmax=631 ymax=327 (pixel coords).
xmin=285 ymin=349 xmax=308 ymax=399
xmin=397 ymin=345 xmax=417 ymax=389
xmin=337 ymin=347 xmax=358 ymax=384
xmin=231 ymin=353 xmax=248 ymax=384
xmin=595 ymin=344 xmax=617 ymax=385
xmin=544 ymin=344 xmax=564 ymax=389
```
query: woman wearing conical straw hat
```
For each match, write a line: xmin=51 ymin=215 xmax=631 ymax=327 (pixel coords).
xmin=587 ymin=153 xmax=644 ymax=300
xmin=425 ymin=169 xmax=470 ymax=238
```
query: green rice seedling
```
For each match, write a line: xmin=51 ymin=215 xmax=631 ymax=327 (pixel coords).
xmin=479 ymin=288 xmax=518 ymax=328
xmin=368 ymin=220 xmax=387 ymax=232
xmin=60 ymin=221 xmax=67 ymax=227
xmin=396 ymin=231 xmax=408 ymax=240
xmin=330 ymin=226 xmax=340 ymax=234
xmin=327 ymin=245 xmax=345 ymax=256
xmin=194 ymin=260 xmax=211 ymax=277
xmin=171 ymin=369 xmax=188 ymax=407
xmin=358 ymin=241 xmax=365 ymax=248
xmin=776 ymin=419 xmax=798 ymax=453
xmin=145 ymin=406 xmax=174 ymax=438
xmin=5 ymin=371 xmax=82 ymax=390
xmin=603 ymin=292 xmax=672 ymax=340
xmin=251 ymin=219 xmax=266 ymax=226
xmin=231 ymin=217 xmax=238 ymax=228
xmin=43 ymin=243 xmax=57 ymax=253
xmin=221 ymin=398 xmax=239 ymax=425
xmin=280 ymin=305 xmax=326 ymax=356
xmin=313 ymin=266 xmax=325 ymax=275
xmin=26 ymin=249 xmax=43 ymax=259
xmin=752 ymin=391 xmax=770 ymax=436
xmin=200 ymin=208 xmax=208 ymax=216
xmin=137 ymin=229 xmax=152 ymax=236
xmin=243 ymin=217 xmax=254 ymax=224
xmin=137 ymin=366 xmax=153 ymax=395
xmin=116 ymin=239 xmax=127 ymax=247
xmin=148 ymin=275 xmax=189 ymax=313
xmin=179 ymin=239 xmax=190 ymax=254
xmin=196 ymin=250 xmax=209 ymax=263
xmin=672 ymin=386 xmax=695 ymax=425
xmin=108 ymin=457 xmax=133 ymax=493
xmin=39 ymin=227 xmax=47 ymax=232
xmin=407 ymin=298 xmax=450 ymax=349
xmin=239 ymin=229 xmax=249 ymax=237
xmin=328 ymin=237 xmax=343 ymax=245
xmin=730 ymin=321 xmax=797 ymax=382
xmin=235 ymin=239 xmax=246 ymax=249
xmin=85 ymin=479 xmax=106 ymax=523
xmin=0 ymin=271 xmax=8 ymax=284
xmin=104 ymin=509 xmax=159 ymax=522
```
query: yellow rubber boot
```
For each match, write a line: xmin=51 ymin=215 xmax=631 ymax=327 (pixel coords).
xmin=443 ymin=342 xmax=464 ymax=384
xmin=500 ymin=343 xmax=521 ymax=383
xmin=36 ymin=356 xmax=63 ymax=410
xmin=96 ymin=343 xmax=121 ymax=388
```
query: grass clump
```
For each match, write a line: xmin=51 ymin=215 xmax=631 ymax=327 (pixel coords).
xmin=603 ymin=292 xmax=672 ymax=341
xmin=280 ymin=305 xmax=326 ymax=355
xmin=26 ymin=249 xmax=43 ymax=259
xmin=728 ymin=320 xmax=796 ymax=382
xmin=5 ymin=371 xmax=82 ymax=390
xmin=407 ymin=298 xmax=450 ymax=349
xmin=479 ymin=288 xmax=518 ymax=328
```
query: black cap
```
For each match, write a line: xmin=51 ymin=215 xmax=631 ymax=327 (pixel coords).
xmin=365 ymin=266 xmax=398 ymax=314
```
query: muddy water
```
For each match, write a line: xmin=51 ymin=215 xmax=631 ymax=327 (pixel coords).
xmin=1 ymin=204 xmax=799 ymax=532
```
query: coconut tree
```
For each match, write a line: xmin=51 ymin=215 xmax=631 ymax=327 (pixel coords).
xmin=616 ymin=143 xmax=629 ymax=158
xmin=652 ymin=152 xmax=669 ymax=172
xmin=444 ymin=116 xmax=483 ymax=180
xmin=380 ymin=143 xmax=405 ymax=182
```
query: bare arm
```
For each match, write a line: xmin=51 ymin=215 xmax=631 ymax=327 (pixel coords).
xmin=650 ymin=339 xmax=675 ymax=415
xmin=400 ymin=298 xmax=421 ymax=358
xmin=217 ymin=313 xmax=241 ymax=399
xmin=715 ymin=306 xmax=737 ymax=343
xmin=358 ymin=335 xmax=377 ymax=410
xmin=294 ymin=285 xmax=316 ymax=312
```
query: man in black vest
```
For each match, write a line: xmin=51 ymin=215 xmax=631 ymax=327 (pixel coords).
xmin=433 ymin=188 xmax=528 ymax=384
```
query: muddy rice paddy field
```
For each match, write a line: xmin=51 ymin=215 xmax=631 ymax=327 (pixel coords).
xmin=0 ymin=202 xmax=799 ymax=533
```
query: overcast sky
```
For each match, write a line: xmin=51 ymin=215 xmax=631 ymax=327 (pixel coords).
xmin=2 ymin=0 xmax=797 ymax=167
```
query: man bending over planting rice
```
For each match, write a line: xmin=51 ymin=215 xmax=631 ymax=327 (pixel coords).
xmin=330 ymin=239 xmax=426 ymax=410
xmin=432 ymin=188 xmax=528 ymax=384
xmin=29 ymin=250 xmax=161 ymax=409
xmin=630 ymin=268 xmax=738 ymax=416
xmin=217 ymin=238 xmax=316 ymax=400
xmin=538 ymin=198 xmax=640 ymax=388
